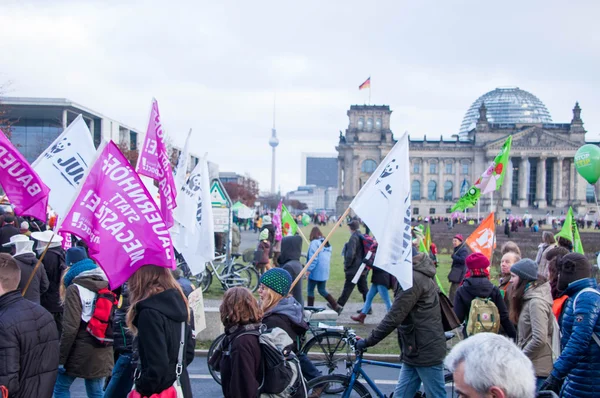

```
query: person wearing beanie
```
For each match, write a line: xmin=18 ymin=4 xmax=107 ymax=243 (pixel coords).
xmin=254 ymin=228 xmax=271 ymax=275
xmin=540 ymin=253 xmax=600 ymax=397
xmin=259 ymin=214 xmax=275 ymax=253
xmin=258 ymin=268 xmax=324 ymax=390
xmin=453 ymin=253 xmax=516 ymax=340
xmin=509 ymin=259 xmax=553 ymax=390
xmin=0 ymin=214 xmax=19 ymax=254
xmin=3 ymin=234 xmax=49 ymax=304
xmin=54 ymin=249 xmax=113 ymax=397
xmin=278 ymin=235 xmax=304 ymax=305
xmin=448 ymin=233 xmax=469 ymax=303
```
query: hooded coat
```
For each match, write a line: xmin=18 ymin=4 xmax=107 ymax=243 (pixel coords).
xmin=278 ymin=236 xmax=304 ymax=305
xmin=133 ymin=288 xmax=196 ymax=398
xmin=306 ymin=237 xmax=331 ymax=282
xmin=344 ymin=231 xmax=364 ymax=276
xmin=453 ymin=275 xmax=517 ymax=339
xmin=60 ymin=266 xmax=114 ymax=378
xmin=40 ymin=246 xmax=66 ymax=313
xmin=516 ymin=282 xmax=554 ymax=377
xmin=364 ymin=253 xmax=446 ymax=367
xmin=219 ymin=323 xmax=262 ymax=398
xmin=0 ymin=291 xmax=59 ymax=398
xmin=262 ymin=296 xmax=309 ymax=353
xmin=15 ymin=252 xmax=49 ymax=304
xmin=551 ymin=278 xmax=600 ymax=398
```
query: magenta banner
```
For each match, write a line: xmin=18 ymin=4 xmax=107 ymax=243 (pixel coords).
xmin=136 ymin=99 xmax=177 ymax=228
xmin=61 ymin=141 xmax=175 ymax=288
xmin=0 ymin=130 xmax=49 ymax=221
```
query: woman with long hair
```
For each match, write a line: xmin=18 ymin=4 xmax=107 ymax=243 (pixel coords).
xmin=126 ymin=265 xmax=195 ymax=398
xmin=218 ymin=287 xmax=263 ymax=398
xmin=510 ymin=259 xmax=554 ymax=391
xmin=53 ymin=247 xmax=113 ymax=398
xmin=536 ymin=231 xmax=556 ymax=277
xmin=306 ymin=227 xmax=340 ymax=311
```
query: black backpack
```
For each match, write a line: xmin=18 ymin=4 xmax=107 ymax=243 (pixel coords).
xmin=230 ymin=327 xmax=307 ymax=397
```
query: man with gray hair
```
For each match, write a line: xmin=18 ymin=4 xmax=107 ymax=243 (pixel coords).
xmin=445 ymin=333 xmax=537 ymax=398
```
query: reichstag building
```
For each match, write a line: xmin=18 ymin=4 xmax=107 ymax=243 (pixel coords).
xmin=336 ymin=87 xmax=598 ymax=217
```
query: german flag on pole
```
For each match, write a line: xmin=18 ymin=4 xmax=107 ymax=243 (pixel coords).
xmin=359 ymin=77 xmax=371 ymax=90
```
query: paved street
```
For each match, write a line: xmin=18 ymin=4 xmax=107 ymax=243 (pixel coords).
xmin=70 ymin=354 xmax=458 ymax=397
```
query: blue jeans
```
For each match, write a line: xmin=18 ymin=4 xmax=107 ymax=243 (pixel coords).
xmin=394 ymin=363 xmax=446 ymax=398
xmin=361 ymin=284 xmax=392 ymax=314
xmin=104 ymin=353 xmax=134 ymax=398
xmin=54 ymin=370 xmax=104 ymax=398
xmin=307 ymin=279 xmax=329 ymax=298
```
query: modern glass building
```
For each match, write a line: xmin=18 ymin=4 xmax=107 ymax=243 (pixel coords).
xmin=459 ymin=87 xmax=553 ymax=139
xmin=302 ymin=153 xmax=338 ymax=188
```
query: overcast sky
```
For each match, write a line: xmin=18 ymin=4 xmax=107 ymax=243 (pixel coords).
xmin=1 ymin=0 xmax=599 ymax=193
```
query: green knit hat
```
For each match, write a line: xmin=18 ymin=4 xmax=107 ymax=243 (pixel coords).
xmin=260 ymin=268 xmax=292 ymax=296
xmin=259 ymin=229 xmax=269 ymax=241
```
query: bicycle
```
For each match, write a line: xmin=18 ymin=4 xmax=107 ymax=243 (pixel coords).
xmin=207 ymin=306 xmax=354 ymax=387
xmin=306 ymin=330 xmax=455 ymax=397
xmin=177 ymin=251 xmax=259 ymax=293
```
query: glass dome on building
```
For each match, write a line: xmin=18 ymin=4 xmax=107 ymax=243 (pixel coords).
xmin=459 ymin=87 xmax=552 ymax=138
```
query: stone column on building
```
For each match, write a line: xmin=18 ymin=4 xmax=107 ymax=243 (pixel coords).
xmin=421 ymin=158 xmax=427 ymax=201
xmin=62 ymin=109 xmax=68 ymax=129
xmin=537 ymin=157 xmax=547 ymax=209
xmin=453 ymin=162 xmax=460 ymax=200
xmin=569 ymin=159 xmax=575 ymax=205
xmin=575 ymin=161 xmax=588 ymax=205
xmin=518 ymin=156 xmax=529 ymax=208
xmin=337 ymin=157 xmax=344 ymax=195
xmin=437 ymin=159 xmax=444 ymax=202
xmin=555 ymin=157 xmax=564 ymax=207
xmin=502 ymin=159 xmax=512 ymax=208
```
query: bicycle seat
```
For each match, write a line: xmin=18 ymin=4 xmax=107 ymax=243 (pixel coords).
xmin=303 ymin=306 xmax=326 ymax=313
xmin=444 ymin=331 xmax=455 ymax=341
xmin=231 ymin=253 xmax=242 ymax=259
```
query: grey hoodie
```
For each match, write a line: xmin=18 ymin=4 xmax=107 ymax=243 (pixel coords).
xmin=517 ymin=281 xmax=554 ymax=377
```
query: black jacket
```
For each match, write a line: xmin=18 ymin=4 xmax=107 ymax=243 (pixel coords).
xmin=448 ymin=245 xmax=468 ymax=283
xmin=113 ymin=283 xmax=134 ymax=355
xmin=15 ymin=252 xmax=49 ymax=304
xmin=365 ymin=253 xmax=446 ymax=367
xmin=344 ymin=231 xmax=364 ymax=275
xmin=453 ymin=276 xmax=517 ymax=339
xmin=260 ymin=224 xmax=276 ymax=246
xmin=0 ymin=225 xmax=19 ymax=253
xmin=220 ymin=323 xmax=262 ymax=398
xmin=133 ymin=289 xmax=196 ymax=398
xmin=40 ymin=247 xmax=66 ymax=313
xmin=279 ymin=236 xmax=304 ymax=305
xmin=0 ymin=291 xmax=59 ymax=398
xmin=371 ymin=266 xmax=392 ymax=288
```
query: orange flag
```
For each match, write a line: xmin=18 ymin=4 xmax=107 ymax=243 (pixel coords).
xmin=466 ymin=212 xmax=495 ymax=260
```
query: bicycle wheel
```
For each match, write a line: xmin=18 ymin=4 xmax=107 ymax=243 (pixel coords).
xmin=207 ymin=333 xmax=225 ymax=385
xmin=301 ymin=331 xmax=349 ymax=375
xmin=307 ymin=374 xmax=371 ymax=397
xmin=198 ymin=268 xmax=212 ymax=293
xmin=232 ymin=263 xmax=259 ymax=292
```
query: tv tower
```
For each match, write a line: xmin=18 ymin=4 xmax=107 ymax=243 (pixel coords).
xmin=269 ymin=95 xmax=279 ymax=194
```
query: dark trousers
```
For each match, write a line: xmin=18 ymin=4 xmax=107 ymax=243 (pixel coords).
xmin=298 ymin=353 xmax=321 ymax=381
xmin=449 ymin=282 xmax=460 ymax=304
xmin=337 ymin=273 xmax=368 ymax=307
xmin=52 ymin=312 xmax=63 ymax=337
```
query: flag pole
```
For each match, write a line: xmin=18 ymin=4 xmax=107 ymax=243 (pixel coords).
xmin=290 ymin=207 xmax=351 ymax=292
xmin=296 ymin=227 xmax=310 ymax=246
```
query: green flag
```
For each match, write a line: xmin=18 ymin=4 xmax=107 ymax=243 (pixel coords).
xmin=424 ymin=224 xmax=431 ymax=250
xmin=281 ymin=203 xmax=298 ymax=237
xmin=556 ymin=207 xmax=584 ymax=254
xmin=451 ymin=135 xmax=513 ymax=212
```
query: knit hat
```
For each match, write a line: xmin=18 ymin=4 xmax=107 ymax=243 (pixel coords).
xmin=66 ymin=246 xmax=88 ymax=266
xmin=263 ymin=215 xmax=272 ymax=225
xmin=466 ymin=253 xmax=490 ymax=270
xmin=558 ymin=253 xmax=591 ymax=291
xmin=259 ymin=229 xmax=269 ymax=241
xmin=510 ymin=258 xmax=538 ymax=282
xmin=454 ymin=234 xmax=464 ymax=242
xmin=260 ymin=268 xmax=292 ymax=297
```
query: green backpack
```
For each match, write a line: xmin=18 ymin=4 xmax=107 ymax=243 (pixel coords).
xmin=466 ymin=297 xmax=500 ymax=336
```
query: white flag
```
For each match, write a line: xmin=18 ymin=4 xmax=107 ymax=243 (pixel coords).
xmin=171 ymin=156 xmax=215 ymax=274
xmin=32 ymin=114 xmax=96 ymax=218
xmin=349 ymin=131 xmax=413 ymax=289
xmin=172 ymin=129 xmax=195 ymax=229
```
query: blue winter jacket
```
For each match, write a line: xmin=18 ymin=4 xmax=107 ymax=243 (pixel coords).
xmin=306 ymin=238 xmax=331 ymax=282
xmin=551 ymin=278 xmax=600 ymax=398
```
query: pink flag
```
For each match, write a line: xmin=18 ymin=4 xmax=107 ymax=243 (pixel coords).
xmin=136 ymin=99 xmax=177 ymax=228
xmin=61 ymin=141 xmax=175 ymax=288
xmin=0 ymin=130 xmax=50 ymax=221
xmin=273 ymin=200 xmax=283 ymax=242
